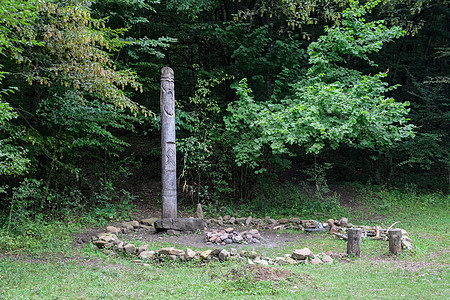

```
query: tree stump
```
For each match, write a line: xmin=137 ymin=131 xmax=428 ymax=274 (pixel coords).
xmin=388 ymin=229 xmax=402 ymax=254
xmin=347 ymin=228 xmax=362 ymax=257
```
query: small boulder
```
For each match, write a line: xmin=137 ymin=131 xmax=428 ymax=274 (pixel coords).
xmin=196 ymin=203 xmax=204 ymax=219
xmin=289 ymin=217 xmax=300 ymax=224
xmin=159 ymin=247 xmax=180 ymax=255
xmin=185 ymin=248 xmax=196 ymax=259
xmin=321 ymin=254 xmax=334 ymax=264
xmin=292 ymin=248 xmax=314 ymax=260
xmin=137 ymin=244 xmax=149 ymax=254
xmin=124 ymin=243 xmax=136 ymax=254
xmin=121 ymin=222 xmax=134 ymax=231
xmin=140 ymin=218 xmax=158 ymax=226
xmin=199 ymin=249 xmax=213 ymax=259
xmin=278 ymin=218 xmax=289 ymax=224
xmin=236 ymin=217 xmax=246 ymax=224
xmin=286 ymin=257 xmax=298 ymax=265
xmin=311 ymin=257 xmax=323 ymax=265
xmin=218 ymin=249 xmax=230 ymax=261
xmin=94 ymin=240 xmax=107 ymax=249
xmin=275 ymin=257 xmax=289 ymax=265
xmin=245 ymin=216 xmax=252 ymax=226
xmin=232 ymin=235 xmax=243 ymax=243
xmin=138 ymin=250 xmax=155 ymax=259
xmin=302 ymin=220 xmax=319 ymax=228
xmin=339 ymin=218 xmax=349 ymax=227
xmin=106 ymin=226 xmax=120 ymax=234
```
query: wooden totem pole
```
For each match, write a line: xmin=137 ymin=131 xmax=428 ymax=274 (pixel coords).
xmin=160 ymin=67 xmax=177 ymax=219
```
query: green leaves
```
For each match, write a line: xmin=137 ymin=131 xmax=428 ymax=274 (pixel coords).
xmin=226 ymin=0 xmax=415 ymax=168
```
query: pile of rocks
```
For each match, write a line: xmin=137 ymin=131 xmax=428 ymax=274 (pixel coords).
xmin=92 ymin=232 xmax=348 ymax=266
xmin=204 ymin=228 xmax=261 ymax=245
xmin=103 ymin=218 xmax=159 ymax=235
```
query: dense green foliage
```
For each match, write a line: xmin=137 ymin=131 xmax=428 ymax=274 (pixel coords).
xmin=0 ymin=0 xmax=448 ymax=234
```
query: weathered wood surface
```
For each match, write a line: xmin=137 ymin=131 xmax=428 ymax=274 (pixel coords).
xmin=347 ymin=228 xmax=362 ymax=257
xmin=160 ymin=67 xmax=177 ymax=219
xmin=388 ymin=229 xmax=402 ymax=254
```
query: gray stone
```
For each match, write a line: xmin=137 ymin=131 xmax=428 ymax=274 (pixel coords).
xmin=322 ymin=254 xmax=334 ymax=264
xmin=106 ymin=226 xmax=120 ymax=234
xmin=229 ymin=217 xmax=236 ymax=224
xmin=185 ymin=248 xmax=196 ymax=259
xmin=217 ymin=217 xmax=224 ymax=226
xmin=230 ymin=248 xmax=238 ymax=256
xmin=311 ymin=257 xmax=323 ymax=265
xmin=245 ymin=216 xmax=252 ymax=226
xmin=232 ymin=235 xmax=243 ymax=243
xmin=94 ymin=240 xmax=107 ymax=249
xmin=137 ymin=244 xmax=149 ymax=254
xmin=278 ymin=218 xmax=289 ymax=224
xmin=130 ymin=220 xmax=140 ymax=228
xmin=154 ymin=218 xmax=206 ymax=232
xmin=302 ymin=220 xmax=319 ymax=228
xmin=223 ymin=215 xmax=231 ymax=221
xmin=159 ymin=247 xmax=179 ymax=255
xmin=124 ymin=243 xmax=136 ymax=254
xmin=117 ymin=242 xmax=124 ymax=250
xmin=292 ymin=248 xmax=314 ymax=260
xmin=196 ymin=203 xmax=204 ymax=219
xmin=339 ymin=218 xmax=349 ymax=227
xmin=236 ymin=217 xmax=246 ymax=224
xmin=289 ymin=218 xmax=301 ymax=224
xmin=286 ymin=257 xmax=298 ymax=265
xmin=256 ymin=259 xmax=269 ymax=266
xmin=98 ymin=233 xmax=118 ymax=242
xmin=122 ymin=222 xmax=134 ymax=231
xmin=275 ymin=257 xmax=289 ymax=265
xmin=140 ymin=225 xmax=156 ymax=232
xmin=138 ymin=250 xmax=156 ymax=259
xmin=141 ymin=218 xmax=158 ymax=226
xmin=218 ymin=249 xmax=230 ymax=261
xmin=248 ymin=251 xmax=258 ymax=259
xmin=199 ymin=249 xmax=213 ymax=259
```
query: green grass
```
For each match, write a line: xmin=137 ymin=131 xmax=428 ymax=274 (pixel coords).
xmin=1 ymin=255 xmax=448 ymax=299
xmin=0 ymin=187 xmax=449 ymax=299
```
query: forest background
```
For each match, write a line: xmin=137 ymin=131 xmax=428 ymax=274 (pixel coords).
xmin=0 ymin=0 xmax=448 ymax=243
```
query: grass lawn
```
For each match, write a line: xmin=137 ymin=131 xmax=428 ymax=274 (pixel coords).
xmin=0 ymin=189 xmax=448 ymax=299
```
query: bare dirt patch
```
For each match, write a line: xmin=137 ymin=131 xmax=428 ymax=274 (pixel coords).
xmin=75 ymin=224 xmax=323 ymax=257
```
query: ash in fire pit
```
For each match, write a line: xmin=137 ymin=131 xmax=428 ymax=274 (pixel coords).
xmin=205 ymin=228 xmax=261 ymax=245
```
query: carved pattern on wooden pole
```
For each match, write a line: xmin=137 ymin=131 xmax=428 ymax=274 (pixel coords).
xmin=160 ymin=67 xmax=177 ymax=219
